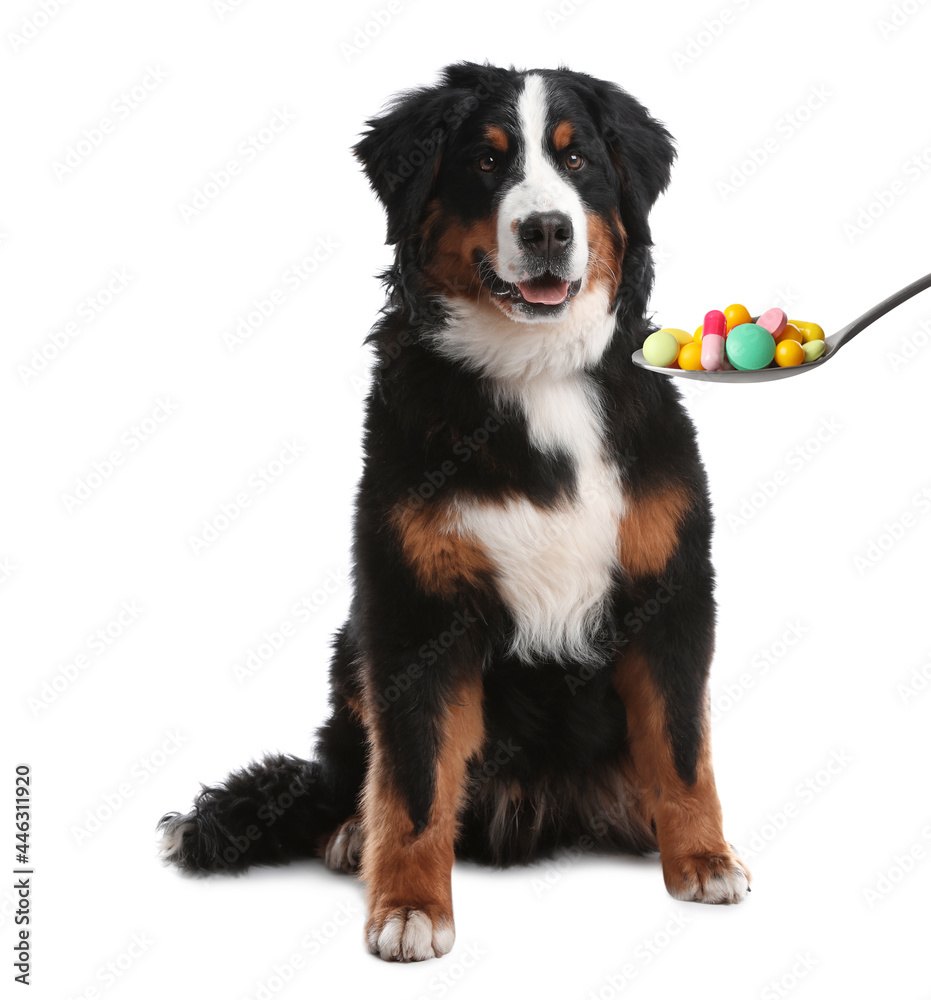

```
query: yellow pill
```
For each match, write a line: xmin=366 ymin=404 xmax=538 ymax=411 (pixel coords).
xmin=724 ymin=303 xmax=752 ymax=331
xmin=776 ymin=322 xmax=803 ymax=344
xmin=693 ymin=325 xmax=703 ymax=343
xmin=789 ymin=320 xmax=825 ymax=343
xmin=774 ymin=340 xmax=804 ymax=367
xmin=678 ymin=342 xmax=704 ymax=370
xmin=659 ymin=328 xmax=693 ymax=346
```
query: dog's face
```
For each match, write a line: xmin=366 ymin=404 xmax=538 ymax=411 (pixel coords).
xmin=354 ymin=63 xmax=675 ymax=327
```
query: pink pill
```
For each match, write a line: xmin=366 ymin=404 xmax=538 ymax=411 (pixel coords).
xmin=701 ymin=334 xmax=725 ymax=371
xmin=703 ymin=309 xmax=727 ymax=339
xmin=757 ymin=307 xmax=787 ymax=339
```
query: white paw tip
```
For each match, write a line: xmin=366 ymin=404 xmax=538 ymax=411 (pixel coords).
xmin=368 ymin=909 xmax=455 ymax=962
xmin=324 ymin=821 xmax=363 ymax=872
xmin=156 ymin=815 xmax=194 ymax=861
xmin=666 ymin=853 xmax=751 ymax=905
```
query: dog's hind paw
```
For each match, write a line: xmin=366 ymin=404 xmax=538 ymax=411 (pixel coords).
xmin=156 ymin=811 xmax=202 ymax=869
xmin=324 ymin=816 xmax=364 ymax=873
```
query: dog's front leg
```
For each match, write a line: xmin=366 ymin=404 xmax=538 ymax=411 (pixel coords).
xmin=360 ymin=665 xmax=484 ymax=962
xmin=614 ymin=646 xmax=751 ymax=904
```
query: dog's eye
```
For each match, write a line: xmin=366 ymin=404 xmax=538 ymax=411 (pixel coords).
xmin=477 ymin=154 xmax=498 ymax=173
xmin=565 ymin=152 xmax=584 ymax=171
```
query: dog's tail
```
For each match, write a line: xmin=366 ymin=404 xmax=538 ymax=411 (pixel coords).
xmin=157 ymin=753 xmax=346 ymax=875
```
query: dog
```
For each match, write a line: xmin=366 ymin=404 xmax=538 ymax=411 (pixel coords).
xmin=158 ymin=61 xmax=750 ymax=963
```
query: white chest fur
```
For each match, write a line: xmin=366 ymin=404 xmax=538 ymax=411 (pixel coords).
xmin=453 ymin=371 xmax=625 ymax=664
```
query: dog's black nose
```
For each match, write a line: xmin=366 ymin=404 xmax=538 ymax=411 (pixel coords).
xmin=518 ymin=212 xmax=573 ymax=260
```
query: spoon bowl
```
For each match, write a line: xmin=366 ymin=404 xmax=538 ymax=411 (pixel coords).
xmin=632 ymin=271 xmax=931 ymax=383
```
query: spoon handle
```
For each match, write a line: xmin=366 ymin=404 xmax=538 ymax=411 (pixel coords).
xmin=829 ymin=271 xmax=931 ymax=354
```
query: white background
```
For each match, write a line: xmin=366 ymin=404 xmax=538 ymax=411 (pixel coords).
xmin=4 ymin=0 xmax=931 ymax=997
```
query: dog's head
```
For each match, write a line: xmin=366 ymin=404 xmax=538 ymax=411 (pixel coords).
xmin=354 ymin=62 xmax=675 ymax=330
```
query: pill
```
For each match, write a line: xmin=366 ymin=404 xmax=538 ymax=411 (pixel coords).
xmin=776 ymin=322 xmax=802 ymax=344
xmin=660 ymin=328 xmax=693 ymax=346
xmin=724 ymin=303 xmax=752 ymax=331
xmin=700 ymin=311 xmax=726 ymax=370
xmin=802 ymin=339 xmax=826 ymax=362
xmin=725 ymin=323 xmax=776 ymax=370
xmin=642 ymin=330 xmax=680 ymax=367
xmin=678 ymin=341 xmax=704 ymax=370
xmin=757 ymin=307 xmax=788 ymax=339
xmin=789 ymin=320 xmax=825 ymax=343
xmin=697 ymin=311 xmax=726 ymax=371
xmin=693 ymin=325 xmax=703 ymax=342
xmin=774 ymin=340 xmax=804 ymax=367
xmin=704 ymin=309 xmax=727 ymax=339
xmin=701 ymin=335 xmax=725 ymax=371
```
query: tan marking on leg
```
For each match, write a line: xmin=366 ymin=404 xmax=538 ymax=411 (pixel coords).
xmin=552 ymin=119 xmax=574 ymax=150
xmin=391 ymin=501 xmax=493 ymax=598
xmin=614 ymin=650 xmax=750 ymax=903
xmin=361 ymin=675 xmax=485 ymax=959
xmin=618 ymin=484 xmax=692 ymax=578
xmin=484 ymin=124 xmax=509 ymax=152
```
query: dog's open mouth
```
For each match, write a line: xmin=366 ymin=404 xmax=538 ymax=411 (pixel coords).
xmin=485 ymin=269 xmax=583 ymax=308
xmin=474 ymin=253 xmax=583 ymax=311
xmin=513 ymin=274 xmax=582 ymax=306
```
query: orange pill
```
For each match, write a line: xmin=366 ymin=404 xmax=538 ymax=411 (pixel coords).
xmin=724 ymin=303 xmax=752 ymax=331
xmin=774 ymin=339 xmax=804 ymax=367
xmin=776 ymin=323 xmax=803 ymax=344
xmin=678 ymin=342 xmax=704 ymax=370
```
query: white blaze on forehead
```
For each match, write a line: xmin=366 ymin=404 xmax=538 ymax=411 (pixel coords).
xmin=496 ymin=73 xmax=589 ymax=282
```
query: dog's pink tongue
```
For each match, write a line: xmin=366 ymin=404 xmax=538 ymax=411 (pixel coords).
xmin=517 ymin=279 xmax=570 ymax=305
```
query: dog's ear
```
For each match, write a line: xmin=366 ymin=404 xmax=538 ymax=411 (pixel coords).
xmin=354 ymin=86 xmax=465 ymax=245
xmin=586 ymin=80 xmax=676 ymax=246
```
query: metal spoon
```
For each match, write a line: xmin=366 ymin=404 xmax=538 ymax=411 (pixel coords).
xmin=632 ymin=271 xmax=931 ymax=383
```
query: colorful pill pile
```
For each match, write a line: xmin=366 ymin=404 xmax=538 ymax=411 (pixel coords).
xmin=642 ymin=305 xmax=826 ymax=372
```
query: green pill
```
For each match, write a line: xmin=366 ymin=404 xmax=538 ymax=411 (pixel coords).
xmin=642 ymin=330 xmax=679 ymax=367
xmin=725 ymin=323 xmax=777 ymax=371
xmin=803 ymin=339 xmax=826 ymax=362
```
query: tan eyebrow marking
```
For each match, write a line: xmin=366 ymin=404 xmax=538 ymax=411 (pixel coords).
xmin=484 ymin=125 xmax=509 ymax=152
xmin=553 ymin=120 xmax=574 ymax=150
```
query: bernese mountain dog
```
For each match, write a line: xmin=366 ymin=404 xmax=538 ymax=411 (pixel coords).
xmin=159 ymin=61 xmax=751 ymax=962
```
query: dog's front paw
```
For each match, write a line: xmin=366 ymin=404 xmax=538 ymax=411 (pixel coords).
xmin=663 ymin=848 xmax=751 ymax=904
xmin=366 ymin=905 xmax=455 ymax=962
